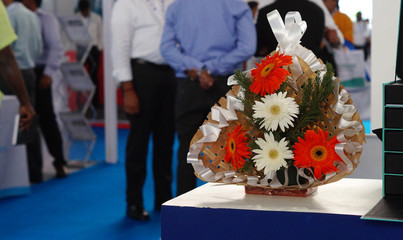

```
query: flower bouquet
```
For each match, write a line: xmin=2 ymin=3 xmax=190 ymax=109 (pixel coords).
xmin=187 ymin=10 xmax=365 ymax=196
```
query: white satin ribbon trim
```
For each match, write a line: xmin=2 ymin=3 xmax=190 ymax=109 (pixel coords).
xmin=330 ymin=84 xmax=363 ymax=174
xmin=227 ymin=72 xmax=249 ymax=100
xmin=334 ymin=89 xmax=356 ymax=115
xmin=211 ymin=107 xmax=229 ymax=128
xmin=187 ymin=123 xmax=221 ymax=165
xmin=295 ymin=46 xmax=325 ymax=72
xmin=227 ymin=74 xmax=237 ymax=86
xmin=258 ymin=173 xmax=271 ymax=186
xmin=232 ymin=175 xmax=247 ymax=183
xmin=222 ymin=171 xmax=236 ymax=183
xmin=267 ymin=10 xmax=306 ymax=55
xmin=334 ymin=131 xmax=363 ymax=174
xmin=186 ymin=90 xmax=248 ymax=184
xmin=246 ymin=168 xmax=289 ymax=188
xmin=270 ymin=170 xmax=288 ymax=188
xmin=335 ymin=142 xmax=362 ymax=173
xmin=297 ymin=167 xmax=315 ymax=188
xmin=247 ymin=176 xmax=260 ymax=186
xmin=211 ymin=94 xmax=244 ymax=128
xmin=334 ymin=88 xmax=363 ymax=136
xmin=227 ymin=70 xmax=251 ymax=86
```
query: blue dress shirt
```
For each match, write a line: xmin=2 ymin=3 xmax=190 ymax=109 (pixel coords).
xmin=6 ymin=2 xmax=42 ymax=70
xmin=35 ymin=8 xmax=64 ymax=77
xmin=160 ymin=0 xmax=257 ymax=78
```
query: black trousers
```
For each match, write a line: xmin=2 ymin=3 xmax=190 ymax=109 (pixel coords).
xmin=34 ymin=66 xmax=66 ymax=168
xmin=85 ymin=46 xmax=100 ymax=106
xmin=125 ymin=59 xmax=176 ymax=208
xmin=20 ymin=69 xmax=43 ymax=182
xmin=175 ymin=75 xmax=230 ymax=196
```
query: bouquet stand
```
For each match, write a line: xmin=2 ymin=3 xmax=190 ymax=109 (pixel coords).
xmin=244 ymin=185 xmax=317 ymax=197
xmin=161 ymin=179 xmax=403 ymax=239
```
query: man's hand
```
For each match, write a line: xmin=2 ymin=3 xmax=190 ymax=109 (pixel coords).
xmin=325 ymin=28 xmax=340 ymax=47
xmin=39 ymin=75 xmax=52 ymax=89
xmin=199 ymin=69 xmax=214 ymax=90
xmin=184 ymin=68 xmax=198 ymax=80
xmin=122 ymin=82 xmax=140 ymax=115
xmin=19 ymin=103 xmax=35 ymax=131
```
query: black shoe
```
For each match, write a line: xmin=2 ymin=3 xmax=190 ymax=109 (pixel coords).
xmin=55 ymin=165 xmax=69 ymax=178
xmin=126 ymin=204 xmax=150 ymax=221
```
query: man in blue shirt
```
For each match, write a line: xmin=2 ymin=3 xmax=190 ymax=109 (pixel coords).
xmin=160 ymin=0 xmax=256 ymax=195
xmin=23 ymin=0 xmax=69 ymax=179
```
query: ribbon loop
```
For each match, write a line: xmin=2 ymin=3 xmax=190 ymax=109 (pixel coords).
xmin=266 ymin=10 xmax=323 ymax=80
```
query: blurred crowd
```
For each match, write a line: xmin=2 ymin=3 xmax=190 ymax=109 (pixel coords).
xmin=0 ymin=0 xmax=371 ymax=221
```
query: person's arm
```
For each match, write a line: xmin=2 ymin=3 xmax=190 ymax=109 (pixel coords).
xmin=325 ymin=28 xmax=341 ymax=48
xmin=311 ymin=0 xmax=344 ymax=46
xmin=40 ymin=14 xmax=64 ymax=89
xmin=111 ymin=0 xmax=139 ymax=114
xmin=0 ymin=46 xmax=35 ymax=130
xmin=160 ymin=3 xmax=204 ymax=75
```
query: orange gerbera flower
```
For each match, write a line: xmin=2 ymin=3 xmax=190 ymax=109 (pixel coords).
xmin=292 ymin=129 xmax=342 ymax=179
xmin=250 ymin=52 xmax=293 ymax=96
xmin=224 ymin=125 xmax=252 ymax=170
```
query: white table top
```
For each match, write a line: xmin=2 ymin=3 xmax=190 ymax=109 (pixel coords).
xmin=164 ymin=178 xmax=382 ymax=216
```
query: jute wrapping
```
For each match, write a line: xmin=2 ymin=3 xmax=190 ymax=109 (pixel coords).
xmin=189 ymin=57 xmax=365 ymax=189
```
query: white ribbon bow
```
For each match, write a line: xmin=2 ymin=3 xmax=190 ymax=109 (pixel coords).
xmin=266 ymin=10 xmax=324 ymax=79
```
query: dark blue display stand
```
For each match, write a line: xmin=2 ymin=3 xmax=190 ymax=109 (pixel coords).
xmin=163 ymin=207 xmax=402 ymax=240
xmin=162 ymin=180 xmax=403 ymax=240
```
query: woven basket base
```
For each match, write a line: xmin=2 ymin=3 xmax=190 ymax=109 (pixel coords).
xmin=245 ymin=186 xmax=318 ymax=197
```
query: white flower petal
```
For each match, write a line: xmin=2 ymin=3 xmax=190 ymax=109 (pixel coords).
xmin=252 ymin=133 xmax=292 ymax=174
xmin=252 ymin=92 xmax=299 ymax=132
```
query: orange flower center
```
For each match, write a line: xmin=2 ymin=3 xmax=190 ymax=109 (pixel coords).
xmin=268 ymin=149 xmax=279 ymax=160
xmin=261 ymin=63 xmax=275 ymax=77
xmin=229 ymin=139 xmax=236 ymax=153
xmin=270 ymin=105 xmax=281 ymax=115
xmin=310 ymin=146 xmax=327 ymax=161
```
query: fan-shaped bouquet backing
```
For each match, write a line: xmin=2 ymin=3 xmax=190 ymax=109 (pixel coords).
xmin=187 ymin=10 xmax=365 ymax=196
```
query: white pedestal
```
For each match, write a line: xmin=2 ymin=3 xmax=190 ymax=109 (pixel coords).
xmin=162 ymin=179 xmax=403 ymax=239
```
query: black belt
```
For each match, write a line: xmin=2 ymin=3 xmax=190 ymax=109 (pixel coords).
xmin=131 ymin=58 xmax=171 ymax=70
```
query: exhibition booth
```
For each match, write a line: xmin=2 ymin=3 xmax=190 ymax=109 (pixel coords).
xmin=1 ymin=0 xmax=403 ymax=239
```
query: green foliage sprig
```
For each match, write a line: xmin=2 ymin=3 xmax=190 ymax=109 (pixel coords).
xmin=233 ymin=69 xmax=259 ymax=121
xmin=239 ymin=158 xmax=254 ymax=173
xmin=233 ymin=63 xmax=335 ymax=169
xmin=282 ymin=63 xmax=335 ymax=146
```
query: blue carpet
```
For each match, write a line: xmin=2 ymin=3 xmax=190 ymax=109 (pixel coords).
xmin=0 ymin=127 xmax=203 ymax=240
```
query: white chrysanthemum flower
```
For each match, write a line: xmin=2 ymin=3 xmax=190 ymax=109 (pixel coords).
xmin=252 ymin=132 xmax=294 ymax=175
xmin=252 ymin=92 xmax=299 ymax=132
